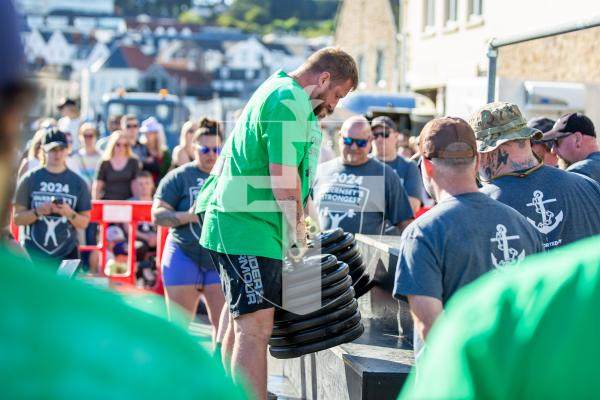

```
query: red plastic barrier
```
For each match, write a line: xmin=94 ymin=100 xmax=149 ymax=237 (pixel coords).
xmin=12 ymin=200 xmax=166 ymax=295
xmin=82 ymin=200 xmax=166 ymax=295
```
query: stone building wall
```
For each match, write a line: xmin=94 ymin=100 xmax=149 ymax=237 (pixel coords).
xmin=498 ymin=27 xmax=600 ymax=83
xmin=334 ymin=0 xmax=399 ymax=92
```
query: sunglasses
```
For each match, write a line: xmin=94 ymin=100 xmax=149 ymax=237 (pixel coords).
xmin=197 ymin=145 xmax=221 ymax=155
xmin=126 ymin=124 xmax=139 ymax=129
xmin=342 ymin=137 xmax=369 ymax=148
xmin=115 ymin=142 xmax=129 ymax=148
xmin=373 ymin=131 xmax=391 ymax=139
xmin=549 ymin=132 xmax=574 ymax=150
xmin=83 ymin=133 xmax=96 ymax=139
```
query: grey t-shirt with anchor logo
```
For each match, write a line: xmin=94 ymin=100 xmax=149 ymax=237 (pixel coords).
xmin=393 ymin=192 xmax=544 ymax=306
xmin=480 ymin=165 xmax=600 ymax=249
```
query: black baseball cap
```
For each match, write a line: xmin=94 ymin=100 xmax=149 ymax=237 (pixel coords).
xmin=371 ymin=116 xmax=397 ymax=131
xmin=543 ymin=112 xmax=596 ymax=141
xmin=528 ymin=117 xmax=555 ymax=144
xmin=42 ymin=128 xmax=68 ymax=151
xmin=57 ymin=98 xmax=77 ymax=110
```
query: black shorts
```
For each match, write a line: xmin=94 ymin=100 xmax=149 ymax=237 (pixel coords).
xmin=208 ymin=250 xmax=282 ymax=318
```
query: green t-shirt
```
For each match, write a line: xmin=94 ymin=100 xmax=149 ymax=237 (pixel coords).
xmin=400 ymin=235 xmax=600 ymax=399
xmin=0 ymin=245 xmax=246 ymax=399
xmin=197 ymin=70 xmax=321 ymax=260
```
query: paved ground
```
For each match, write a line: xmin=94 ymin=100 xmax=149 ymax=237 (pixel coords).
xmin=189 ymin=320 xmax=302 ymax=399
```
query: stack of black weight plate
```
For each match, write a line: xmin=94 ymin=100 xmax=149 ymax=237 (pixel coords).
xmin=269 ymin=253 xmax=364 ymax=359
xmin=311 ymin=228 xmax=375 ymax=299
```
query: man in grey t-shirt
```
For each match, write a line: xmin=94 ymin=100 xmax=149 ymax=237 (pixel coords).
xmin=313 ymin=116 xmax=413 ymax=235
xmin=371 ymin=116 xmax=423 ymax=214
xmin=542 ymin=112 xmax=600 ymax=183
xmin=470 ymin=103 xmax=600 ymax=250
xmin=394 ymin=117 xmax=545 ymax=359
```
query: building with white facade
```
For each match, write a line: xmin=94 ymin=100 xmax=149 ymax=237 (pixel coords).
xmin=404 ymin=0 xmax=600 ymax=123
xmin=15 ymin=0 xmax=114 ymax=15
xmin=81 ymin=45 xmax=153 ymax=118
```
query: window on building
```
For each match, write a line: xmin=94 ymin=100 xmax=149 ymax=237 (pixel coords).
xmin=445 ymin=0 xmax=458 ymax=24
xmin=423 ymin=0 xmax=436 ymax=31
xmin=469 ymin=0 xmax=483 ymax=16
xmin=375 ymin=50 xmax=385 ymax=85
xmin=357 ymin=54 xmax=365 ymax=84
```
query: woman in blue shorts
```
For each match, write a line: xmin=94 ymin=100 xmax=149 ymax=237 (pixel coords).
xmin=152 ymin=119 xmax=224 ymax=338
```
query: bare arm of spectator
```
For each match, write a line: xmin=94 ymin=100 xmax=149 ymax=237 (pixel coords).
xmin=123 ymin=223 xmax=157 ymax=247
xmin=152 ymin=199 xmax=198 ymax=227
xmin=13 ymin=202 xmax=52 ymax=226
xmin=137 ymin=231 xmax=157 ymax=247
xmin=408 ymin=197 xmax=421 ymax=216
xmin=52 ymin=202 xmax=90 ymax=230
xmin=407 ymin=295 xmax=443 ymax=343
xmin=92 ymin=179 xmax=104 ymax=200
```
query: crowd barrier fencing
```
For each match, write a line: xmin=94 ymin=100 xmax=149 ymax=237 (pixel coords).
xmin=12 ymin=200 xmax=168 ymax=295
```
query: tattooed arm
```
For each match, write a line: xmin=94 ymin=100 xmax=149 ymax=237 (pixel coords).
xmin=151 ymin=199 xmax=198 ymax=227
xmin=269 ymin=163 xmax=307 ymax=250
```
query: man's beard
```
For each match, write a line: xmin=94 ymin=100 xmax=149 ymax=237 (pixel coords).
xmin=313 ymin=95 xmax=332 ymax=120
xmin=558 ymin=157 xmax=571 ymax=170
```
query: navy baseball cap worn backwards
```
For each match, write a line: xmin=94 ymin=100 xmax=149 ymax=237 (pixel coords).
xmin=42 ymin=128 xmax=68 ymax=151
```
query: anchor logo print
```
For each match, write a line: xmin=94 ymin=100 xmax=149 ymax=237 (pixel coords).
xmin=525 ymin=190 xmax=563 ymax=234
xmin=490 ymin=224 xmax=525 ymax=268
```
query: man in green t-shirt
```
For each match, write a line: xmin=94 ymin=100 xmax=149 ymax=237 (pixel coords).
xmin=399 ymin=235 xmax=600 ymax=399
xmin=197 ymin=47 xmax=358 ymax=397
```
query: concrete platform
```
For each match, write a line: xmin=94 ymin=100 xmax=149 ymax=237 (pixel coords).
xmin=268 ymin=319 xmax=413 ymax=400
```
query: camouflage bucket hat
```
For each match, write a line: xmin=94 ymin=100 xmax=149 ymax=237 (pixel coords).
xmin=469 ymin=102 xmax=543 ymax=153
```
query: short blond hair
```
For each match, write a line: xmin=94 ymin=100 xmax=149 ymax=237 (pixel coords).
xmin=103 ymin=131 xmax=133 ymax=161
xmin=78 ymin=122 xmax=97 ymax=139
xmin=302 ymin=47 xmax=358 ymax=90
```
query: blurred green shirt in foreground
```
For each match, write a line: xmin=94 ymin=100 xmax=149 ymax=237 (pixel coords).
xmin=400 ymin=235 xmax=600 ymax=399
xmin=0 ymin=246 xmax=246 ymax=399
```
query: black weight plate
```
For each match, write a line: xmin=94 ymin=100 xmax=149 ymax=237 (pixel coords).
xmin=283 ymin=253 xmax=337 ymax=278
xmin=275 ymin=286 xmax=355 ymax=323
xmin=283 ymin=276 xmax=352 ymax=310
xmin=283 ymin=257 xmax=340 ymax=284
xmin=336 ymin=243 xmax=360 ymax=263
xmin=269 ymin=322 xmax=365 ymax=359
xmin=272 ymin=298 xmax=358 ymax=336
xmin=270 ymin=310 xmax=361 ymax=347
xmin=286 ymin=253 xmax=337 ymax=271
xmin=321 ymin=232 xmax=354 ymax=256
xmin=349 ymin=264 xmax=366 ymax=284
xmin=346 ymin=253 xmax=363 ymax=270
xmin=309 ymin=228 xmax=345 ymax=248
xmin=284 ymin=262 xmax=349 ymax=299
xmin=354 ymin=279 xmax=376 ymax=298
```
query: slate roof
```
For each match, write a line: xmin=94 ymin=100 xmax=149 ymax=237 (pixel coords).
xmin=100 ymin=45 xmax=153 ymax=70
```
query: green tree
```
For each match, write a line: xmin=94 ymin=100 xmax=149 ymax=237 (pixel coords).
xmin=178 ymin=10 xmax=204 ymax=25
